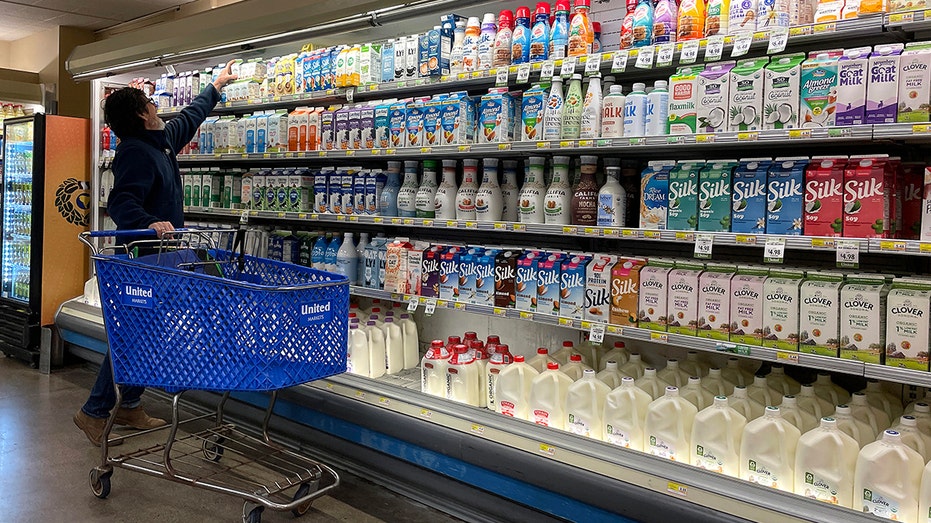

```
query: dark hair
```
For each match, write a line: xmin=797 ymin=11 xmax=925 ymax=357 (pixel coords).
xmin=104 ymin=87 xmax=150 ymax=139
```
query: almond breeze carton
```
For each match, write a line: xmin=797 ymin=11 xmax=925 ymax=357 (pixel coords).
xmin=561 ymin=255 xmax=592 ymax=321
xmin=762 ymin=269 xmax=805 ymax=351
xmin=609 ymin=257 xmax=645 ymax=327
xmin=423 ymin=97 xmax=445 ymax=146
xmin=866 ymin=44 xmax=904 ymax=124
xmin=731 ymin=158 xmax=772 ymax=235
xmin=388 ymin=101 xmax=408 ymax=148
xmin=766 ymin=156 xmax=807 ymax=235
xmin=764 ymin=53 xmax=805 ymax=130
xmin=640 ymin=161 xmax=675 ymax=229
xmin=697 ymin=160 xmax=737 ymax=232
xmin=803 ymin=156 xmax=846 ymax=237
xmin=521 ymin=84 xmax=546 ymax=141
xmin=666 ymin=160 xmax=704 ymax=231
xmin=840 ymin=274 xmax=891 ymax=364
xmin=696 ymin=61 xmax=735 ymax=134
xmin=799 ymin=272 xmax=845 ymax=357
xmin=667 ymin=262 xmax=705 ymax=336
xmin=885 ymin=278 xmax=931 ymax=371
xmin=479 ymin=88 xmax=515 ymax=144
xmin=638 ymin=258 xmax=675 ymax=332
xmin=405 ymin=100 xmax=426 ymax=147
xmin=729 ymin=267 xmax=769 ymax=346
xmin=835 ymin=47 xmax=870 ymax=127
xmin=898 ymin=42 xmax=931 ymax=123
xmin=697 ymin=264 xmax=736 ymax=341
xmin=668 ymin=66 xmax=704 ymax=135
xmin=843 ymin=154 xmax=892 ymax=238
xmin=800 ymin=51 xmax=842 ymax=128
xmin=442 ymin=92 xmax=477 ymax=145
xmin=585 ymin=254 xmax=617 ymax=323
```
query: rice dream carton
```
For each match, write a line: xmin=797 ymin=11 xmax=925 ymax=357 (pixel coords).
xmin=762 ymin=269 xmax=805 ymax=351
xmin=666 ymin=160 xmax=704 ymax=231
xmin=697 ymin=264 xmax=736 ymax=341
xmin=697 ymin=160 xmax=737 ymax=232
xmin=800 ymin=51 xmax=842 ymax=128
xmin=638 ymin=258 xmax=675 ymax=332
xmin=897 ymin=42 xmax=931 ymax=123
xmin=640 ymin=161 xmax=675 ymax=229
xmin=666 ymin=262 xmax=704 ymax=336
xmin=803 ymin=156 xmax=847 ymax=237
xmin=766 ymin=157 xmax=806 ymax=235
xmin=696 ymin=61 xmax=735 ymax=134
xmin=839 ymin=274 xmax=891 ymax=364
xmin=728 ymin=57 xmax=768 ymax=132
xmin=865 ymin=44 xmax=904 ymax=125
xmin=584 ymin=254 xmax=618 ymax=323
xmin=799 ymin=272 xmax=845 ymax=357
xmin=885 ymin=278 xmax=931 ymax=371
xmin=763 ymin=53 xmax=805 ymax=130
xmin=731 ymin=158 xmax=772 ymax=235
xmin=729 ymin=267 xmax=769 ymax=346
xmin=668 ymin=66 xmax=704 ymax=135
xmin=609 ymin=257 xmax=645 ymax=327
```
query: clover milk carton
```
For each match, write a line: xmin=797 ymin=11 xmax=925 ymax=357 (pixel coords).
xmin=799 ymin=272 xmax=845 ymax=357
xmin=800 ymin=51 xmax=842 ymax=128
xmin=696 ymin=61 xmax=735 ymax=134
xmin=803 ymin=156 xmax=846 ymax=237
xmin=640 ymin=161 xmax=675 ymax=229
xmin=764 ymin=53 xmax=805 ymax=130
xmin=731 ymin=158 xmax=772 ymax=234
xmin=666 ymin=160 xmax=704 ymax=231
xmin=840 ymin=274 xmax=891 ymax=364
xmin=766 ymin=156 xmax=806 ymax=235
xmin=762 ymin=269 xmax=805 ymax=351
xmin=866 ymin=44 xmax=904 ymax=125
xmin=666 ymin=262 xmax=705 ymax=336
xmin=843 ymin=155 xmax=892 ymax=238
xmin=885 ymin=278 xmax=931 ymax=371
xmin=638 ymin=258 xmax=675 ymax=332
xmin=697 ymin=160 xmax=737 ymax=232
xmin=585 ymin=254 xmax=617 ymax=323
xmin=697 ymin=264 xmax=736 ymax=341
xmin=729 ymin=267 xmax=769 ymax=346
xmin=728 ymin=57 xmax=768 ymax=132
xmin=668 ymin=66 xmax=704 ymax=135
xmin=897 ymin=42 xmax=931 ymax=124
xmin=610 ymin=257 xmax=645 ymax=327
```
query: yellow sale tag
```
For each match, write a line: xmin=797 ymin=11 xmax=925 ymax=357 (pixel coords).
xmin=788 ymin=129 xmax=811 ymax=139
xmin=914 ymin=124 xmax=931 ymax=134
xmin=735 ymin=234 xmax=756 ymax=245
xmin=644 ymin=230 xmax=661 ymax=239
xmin=519 ymin=311 xmax=534 ymax=320
xmin=810 ymin=238 xmax=835 ymax=249
xmin=880 ymin=241 xmax=906 ymax=252
xmin=675 ymin=231 xmax=695 ymax=241
xmin=777 ymin=351 xmax=800 ymax=363
xmin=650 ymin=332 xmax=669 ymax=343
xmin=695 ymin=134 xmax=715 ymax=143
xmin=920 ymin=243 xmax=931 ymax=253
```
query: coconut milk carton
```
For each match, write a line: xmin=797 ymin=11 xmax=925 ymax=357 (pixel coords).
xmin=668 ymin=66 xmax=704 ymax=135
xmin=764 ymin=53 xmax=805 ymax=130
xmin=799 ymin=272 xmax=845 ymax=357
xmin=835 ymin=47 xmax=871 ymax=127
xmin=731 ymin=158 xmax=772 ymax=234
xmin=803 ymin=156 xmax=846 ymax=237
xmin=561 ymin=255 xmax=592 ymax=321
xmin=537 ymin=254 xmax=566 ymax=317
xmin=696 ymin=61 xmax=735 ymax=133
xmin=697 ymin=264 xmax=736 ymax=341
xmin=728 ymin=57 xmax=768 ymax=132
xmin=866 ymin=44 xmax=904 ymax=125
xmin=766 ymin=156 xmax=806 ymax=235
xmin=667 ymin=262 xmax=705 ymax=336
xmin=666 ymin=160 xmax=704 ymax=231
xmin=729 ymin=267 xmax=769 ymax=346
xmin=843 ymin=154 xmax=892 ymax=238
xmin=885 ymin=278 xmax=931 ymax=371
xmin=638 ymin=259 xmax=675 ymax=332
xmin=585 ymin=254 xmax=617 ymax=323
xmin=897 ymin=42 xmax=931 ymax=123
xmin=762 ymin=269 xmax=805 ymax=351
xmin=697 ymin=160 xmax=737 ymax=232
xmin=515 ymin=250 xmax=543 ymax=311
xmin=840 ymin=274 xmax=891 ymax=364
xmin=610 ymin=257 xmax=645 ymax=327
xmin=640 ymin=161 xmax=675 ymax=229
xmin=899 ymin=162 xmax=924 ymax=239
xmin=800 ymin=51 xmax=841 ymax=128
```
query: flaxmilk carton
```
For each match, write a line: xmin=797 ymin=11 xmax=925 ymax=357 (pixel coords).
xmin=766 ymin=156 xmax=807 ymax=235
xmin=666 ymin=160 xmax=704 ymax=231
xmin=897 ymin=42 xmax=931 ymax=123
xmin=668 ymin=66 xmax=704 ymax=135
xmin=729 ymin=267 xmax=769 ymax=346
xmin=866 ymin=44 xmax=904 ymax=125
xmin=800 ymin=51 xmax=842 ymax=128
xmin=638 ymin=259 xmax=675 ymax=332
xmin=697 ymin=264 xmax=736 ymax=341
xmin=799 ymin=272 xmax=845 ymax=357
xmin=835 ymin=47 xmax=871 ymax=127
xmin=697 ymin=160 xmax=737 ymax=232
xmin=696 ymin=61 xmax=735 ymax=134
xmin=762 ymin=269 xmax=805 ymax=351
xmin=803 ymin=156 xmax=846 ymax=237
xmin=640 ymin=161 xmax=675 ymax=229
xmin=609 ymin=257 xmax=645 ymax=327
xmin=515 ymin=250 xmax=543 ymax=311
xmin=728 ymin=57 xmax=768 ymax=132
xmin=885 ymin=278 xmax=931 ymax=371
xmin=764 ymin=53 xmax=805 ymax=130
xmin=840 ymin=274 xmax=891 ymax=364
xmin=899 ymin=162 xmax=924 ymax=240
xmin=561 ymin=255 xmax=592 ymax=321
xmin=843 ymin=154 xmax=892 ymax=238
xmin=667 ymin=262 xmax=705 ymax=336
xmin=585 ymin=254 xmax=618 ymax=323
xmin=731 ymin=158 xmax=772 ymax=235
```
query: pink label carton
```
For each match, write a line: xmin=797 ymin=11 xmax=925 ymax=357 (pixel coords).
xmin=803 ymin=156 xmax=847 ymax=237
xmin=843 ymin=155 xmax=892 ymax=238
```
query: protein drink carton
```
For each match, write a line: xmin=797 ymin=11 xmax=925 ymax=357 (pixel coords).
xmin=584 ymin=254 xmax=618 ymax=323
xmin=898 ymin=42 xmax=931 ymax=123
xmin=537 ymin=254 xmax=566 ymax=317
xmin=515 ymin=251 xmax=543 ymax=311
xmin=697 ymin=160 xmax=737 ymax=232
xmin=668 ymin=66 xmax=704 ymax=135
xmin=766 ymin=156 xmax=807 ymax=235
xmin=840 ymin=274 xmax=892 ymax=364
xmin=731 ymin=158 xmax=772 ymax=234
xmin=696 ymin=61 xmax=735 ymax=134
xmin=729 ymin=266 xmax=770 ymax=346
xmin=610 ymin=257 xmax=646 ymax=327
xmin=835 ymin=47 xmax=871 ymax=127
xmin=799 ymin=272 xmax=845 ymax=357
xmin=521 ymin=84 xmax=546 ymax=141
xmin=900 ymin=162 xmax=924 ymax=239
xmin=800 ymin=50 xmax=842 ymax=128
xmin=666 ymin=160 xmax=704 ymax=232
xmin=640 ymin=161 xmax=675 ymax=229
xmin=762 ymin=269 xmax=805 ymax=351
xmin=803 ymin=156 xmax=847 ymax=237
xmin=439 ymin=246 xmax=463 ymax=301
xmin=494 ymin=250 xmax=521 ymax=309
xmin=764 ymin=53 xmax=805 ymax=130
xmin=865 ymin=44 xmax=903 ymax=125
xmin=479 ymin=88 xmax=515 ymax=144
xmin=561 ymin=255 xmax=593 ymax=321
xmin=666 ymin=261 xmax=705 ymax=336
xmin=885 ymin=278 xmax=931 ymax=371
xmin=843 ymin=154 xmax=892 ymax=238
xmin=728 ymin=57 xmax=769 ymax=132
xmin=697 ymin=264 xmax=736 ymax=341
xmin=638 ymin=258 xmax=675 ymax=332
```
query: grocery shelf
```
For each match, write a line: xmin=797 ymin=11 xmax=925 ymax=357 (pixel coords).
xmin=871 ymin=122 xmax=931 ymax=142
xmin=864 ymin=363 xmax=931 ymax=388
xmin=156 ymin=88 xmax=351 ymax=118
xmin=884 ymin=8 xmax=931 ymax=30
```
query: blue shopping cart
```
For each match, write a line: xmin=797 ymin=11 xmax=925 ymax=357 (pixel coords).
xmin=79 ymin=228 xmax=349 ymax=523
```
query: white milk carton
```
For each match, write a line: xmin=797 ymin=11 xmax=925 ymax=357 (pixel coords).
xmin=834 ymin=47 xmax=871 ymax=127
xmin=839 ymin=274 xmax=891 ymax=364
xmin=885 ymin=278 xmax=931 ymax=371
xmin=799 ymin=272 xmax=845 ymax=357
xmin=697 ymin=264 xmax=736 ymax=341
xmin=762 ymin=269 xmax=805 ymax=351
xmin=638 ymin=259 xmax=675 ymax=332
xmin=728 ymin=57 xmax=768 ymax=132
xmin=729 ymin=267 xmax=769 ymax=346
xmin=866 ymin=44 xmax=904 ymax=125
xmin=764 ymin=53 xmax=805 ymax=130
xmin=897 ymin=42 xmax=931 ymax=124
xmin=584 ymin=254 xmax=618 ymax=324
xmin=667 ymin=262 xmax=705 ymax=336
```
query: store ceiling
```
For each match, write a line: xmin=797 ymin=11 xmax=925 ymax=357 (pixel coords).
xmin=0 ymin=0 xmax=200 ymax=41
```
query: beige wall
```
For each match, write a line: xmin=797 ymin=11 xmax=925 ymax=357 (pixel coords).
xmin=0 ymin=42 xmax=10 ymax=69
xmin=9 ymin=27 xmax=59 ymax=84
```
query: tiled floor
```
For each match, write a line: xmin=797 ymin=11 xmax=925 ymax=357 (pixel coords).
xmin=0 ymin=356 xmax=461 ymax=522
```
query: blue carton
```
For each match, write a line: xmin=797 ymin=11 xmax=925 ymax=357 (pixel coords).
xmin=731 ymin=158 xmax=772 ymax=234
xmin=765 ymin=156 xmax=807 ymax=235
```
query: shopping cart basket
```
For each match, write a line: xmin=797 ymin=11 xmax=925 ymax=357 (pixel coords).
xmin=79 ymin=228 xmax=349 ymax=523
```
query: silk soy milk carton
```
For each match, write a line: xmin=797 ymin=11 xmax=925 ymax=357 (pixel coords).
xmin=560 ymin=255 xmax=592 ymax=321
xmin=638 ymin=259 xmax=675 ymax=332
xmin=696 ymin=61 xmax=735 ymax=134
xmin=803 ymin=156 xmax=846 ymax=237
xmin=667 ymin=262 xmax=705 ymax=336
xmin=610 ymin=258 xmax=645 ymax=327
xmin=897 ymin=42 xmax=931 ymax=123
xmin=766 ymin=157 xmax=806 ymax=235
xmin=666 ymin=160 xmax=704 ymax=231
xmin=762 ymin=269 xmax=805 ymax=351
xmin=731 ymin=158 xmax=772 ymax=235
xmin=697 ymin=160 xmax=737 ymax=232
xmin=800 ymin=51 xmax=841 ymax=128
xmin=839 ymin=274 xmax=891 ymax=364
xmin=799 ymin=272 xmax=845 ymax=357
xmin=668 ymin=66 xmax=704 ymax=135
xmin=923 ymin=167 xmax=931 ymax=242
xmin=885 ymin=278 xmax=931 ymax=371
xmin=843 ymin=155 xmax=892 ymax=239
xmin=728 ymin=57 xmax=768 ymax=132
xmin=640 ymin=161 xmax=675 ymax=229
xmin=729 ymin=267 xmax=769 ymax=346
xmin=697 ymin=264 xmax=736 ymax=341
xmin=585 ymin=254 xmax=617 ymax=323
xmin=763 ymin=53 xmax=805 ymax=130
xmin=865 ymin=44 xmax=903 ymax=125
xmin=899 ymin=163 xmax=924 ymax=239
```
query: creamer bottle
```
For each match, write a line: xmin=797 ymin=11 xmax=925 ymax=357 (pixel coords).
xmin=530 ymin=362 xmax=575 ymax=429
xmin=475 ymin=158 xmax=503 ymax=222
xmin=681 ymin=376 xmax=714 ymax=410
xmin=398 ymin=313 xmax=419 ymax=370
xmin=631 ymin=0 xmax=654 ymax=48
xmin=652 ymin=0 xmax=676 ymax=44
xmin=678 ymin=0 xmax=706 ymax=40
xmin=434 ymin=160 xmax=459 ymax=220
xmin=519 ymin=156 xmax=547 ymax=224
xmin=645 ymin=386 xmax=699 ymax=462
xmin=562 ymin=354 xmax=591 ymax=381
xmin=528 ymin=347 xmax=558 ymax=372
xmin=397 ymin=160 xmax=419 ymax=217
xmin=550 ymin=0 xmax=571 ymax=59
xmin=501 ymin=160 xmax=520 ymax=222
xmin=861 ymin=380 xmax=904 ymax=425
xmin=415 ymin=160 xmax=438 ymax=218
xmin=379 ymin=161 xmax=402 ymax=217
xmin=543 ymin=76 xmax=565 ymax=141
xmin=511 ymin=6 xmax=532 ymax=65
xmin=602 ymin=85 xmax=626 ymax=138
xmin=492 ymin=10 xmax=514 ymax=68
xmin=797 ymin=384 xmax=835 ymax=421
xmin=561 ymin=74 xmax=584 ymax=140
xmin=456 ymin=159 xmax=479 ymax=220
xmin=619 ymin=353 xmax=648 ymax=379
xmin=834 ymin=404 xmax=876 ymax=448
xmin=365 ymin=320 xmax=387 ymax=379
xmin=635 ymin=367 xmax=666 ymax=400
xmin=477 ymin=13 xmax=497 ymax=70
xmin=496 ymin=354 xmax=539 ymax=420
xmin=657 ymin=359 xmax=690 ymax=388
xmin=624 ymin=82 xmax=647 ymax=137
xmin=702 ymin=368 xmax=735 ymax=396
xmin=486 ymin=344 xmax=512 ymax=410
xmin=347 ymin=321 xmax=371 ymax=377
xmin=739 ymin=406 xmax=801 ymax=492
xmin=529 ymin=3 xmax=550 ymax=62
xmin=690 ymin=396 xmax=747 ymax=476
xmin=544 ymin=156 xmax=572 ymax=225
xmin=446 ymin=344 xmax=480 ymax=406
xmin=600 ymin=341 xmax=629 ymax=368
xmin=566 ymin=369 xmax=611 ymax=438
xmin=748 ymin=374 xmax=783 ymax=407
xmin=597 ymin=162 xmax=626 ymax=227
xmin=794 ymin=417 xmax=859 ymax=508
xmin=603 ymin=377 xmax=652 ymax=450
xmin=449 ymin=21 xmax=467 ymax=75
xmin=851 ymin=392 xmax=889 ymax=440
xmin=461 ymin=17 xmax=482 ymax=72
xmin=854 ymin=430 xmax=924 ymax=522
xmin=571 ymin=155 xmax=600 ymax=225
xmin=567 ymin=0 xmax=595 ymax=57
xmin=580 ymin=74 xmax=603 ymax=139
xmin=780 ymin=395 xmax=819 ymax=433
xmin=814 ymin=372 xmax=851 ymax=406
xmin=596 ymin=360 xmax=625 ymax=389
xmin=382 ymin=317 xmax=404 ymax=375
xmin=705 ymin=0 xmax=729 ymax=36
xmin=729 ymin=385 xmax=766 ymax=420
xmin=722 ymin=357 xmax=755 ymax=387
xmin=887 ymin=415 xmax=931 ymax=462
xmin=645 ymin=80 xmax=669 ymax=136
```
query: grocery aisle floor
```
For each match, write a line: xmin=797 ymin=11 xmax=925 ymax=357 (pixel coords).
xmin=0 ymin=356 xmax=463 ymax=522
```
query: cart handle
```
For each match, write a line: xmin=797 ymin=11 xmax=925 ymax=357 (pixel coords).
xmin=79 ymin=228 xmax=239 ymax=255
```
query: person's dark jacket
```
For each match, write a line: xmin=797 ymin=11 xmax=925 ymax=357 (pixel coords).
xmin=108 ymin=84 xmax=220 ymax=230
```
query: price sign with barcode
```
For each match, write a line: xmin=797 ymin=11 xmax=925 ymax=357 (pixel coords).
xmin=517 ymin=63 xmax=532 ymax=83
xmin=635 ymin=46 xmax=655 ymax=69
xmin=424 ymin=298 xmax=437 ymax=316
xmin=836 ymin=239 xmax=860 ymax=268
xmin=694 ymin=234 xmax=714 ymax=259
xmin=731 ymin=32 xmax=754 ymax=57
xmin=584 ymin=53 xmax=602 ymax=75
xmin=590 ymin=323 xmax=606 ymax=344
xmin=680 ymin=40 xmax=700 ymax=64
xmin=611 ymin=50 xmax=629 ymax=73
xmin=540 ymin=60 xmax=556 ymax=80
xmin=767 ymin=28 xmax=789 ymax=54
xmin=496 ymin=67 xmax=509 ymax=86
xmin=407 ymin=296 xmax=419 ymax=312
xmin=705 ymin=35 xmax=725 ymax=61
xmin=560 ymin=56 xmax=578 ymax=77
xmin=764 ymin=237 xmax=786 ymax=264
xmin=656 ymin=43 xmax=675 ymax=67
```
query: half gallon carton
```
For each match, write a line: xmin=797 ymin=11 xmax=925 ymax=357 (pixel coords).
xmin=457 ymin=248 xmax=481 ymax=303
xmin=843 ymin=154 xmax=892 ymax=239
xmin=384 ymin=238 xmax=414 ymax=293
xmin=865 ymin=44 xmax=904 ymax=125
xmin=479 ymin=88 xmax=515 ymax=144
xmin=696 ymin=62 xmax=735 ymax=134
xmin=729 ymin=267 xmax=769 ymax=346
xmin=405 ymin=100 xmax=427 ymax=147
xmin=923 ymin=167 xmax=931 ymax=241
xmin=898 ymin=42 xmax=931 ymax=123
xmin=728 ymin=57 xmax=768 ymax=132
xmin=388 ymin=101 xmax=408 ymax=148
xmin=803 ymin=156 xmax=846 ymax=237
xmin=585 ymin=254 xmax=618 ymax=323
xmin=762 ymin=269 xmax=805 ymax=351
xmin=835 ymin=47 xmax=871 ymax=127
xmin=439 ymin=246 xmax=463 ymax=301
xmin=473 ymin=248 xmax=501 ymax=306
xmin=840 ymin=274 xmax=891 ymax=364
xmin=423 ymin=97 xmax=444 ymax=147
xmin=640 ymin=161 xmax=675 ymax=229
xmin=900 ymin=162 xmax=924 ymax=239
xmin=374 ymin=101 xmax=393 ymax=148
xmin=562 ymin=255 xmax=593 ymax=321
xmin=441 ymin=92 xmax=477 ymax=145
xmin=515 ymin=250 xmax=543 ymax=311
xmin=764 ymin=53 xmax=805 ymax=130
xmin=666 ymin=160 xmax=704 ymax=231
xmin=537 ymin=254 xmax=566 ymax=316
xmin=697 ymin=160 xmax=737 ymax=232
xmin=697 ymin=264 xmax=736 ymax=341
xmin=420 ymin=246 xmax=443 ymax=298
xmin=668 ymin=66 xmax=704 ymax=135
xmin=731 ymin=158 xmax=772 ymax=234
xmin=494 ymin=250 xmax=521 ymax=309
xmin=885 ymin=278 xmax=931 ymax=371
xmin=799 ymin=272 xmax=845 ymax=357
xmin=521 ymin=84 xmax=546 ymax=141
xmin=800 ymin=51 xmax=842 ymax=128
xmin=609 ymin=257 xmax=645 ymax=327
xmin=766 ymin=156 xmax=806 ymax=235
xmin=638 ymin=259 xmax=675 ymax=332
xmin=667 ymin=262 xmax=705 ymax=336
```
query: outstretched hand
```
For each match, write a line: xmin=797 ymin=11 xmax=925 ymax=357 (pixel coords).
xmin=212 ymin=60 xmax=238 ymax=92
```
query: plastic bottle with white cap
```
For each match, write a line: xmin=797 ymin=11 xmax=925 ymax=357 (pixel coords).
xmin=690 ymin=395 xmax=747 ymax=476
xmin=794 ymin=417 xmax=859 ymax=508
xmin=854 ymin=430 xmax=923 ymax=522
xmin=566 ymin=369 xmax=611 ymax=439
xmin=739 ymin=406 xmax=801 ymax=492
xmin=644 ymin=386 xmax=698 ymax=462
xmin=529 ymin=362 xmax=574 ymax=429
xmin=603 ymin=376 xmax=652 ymax=450
xmin=496 ymin=354 xmax=539 ymax=420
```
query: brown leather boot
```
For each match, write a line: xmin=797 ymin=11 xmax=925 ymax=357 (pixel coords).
xmin=73 ymin=410 xmax=123 ymax=447
xmin=113 ymin=406 xmax=167 ymax=429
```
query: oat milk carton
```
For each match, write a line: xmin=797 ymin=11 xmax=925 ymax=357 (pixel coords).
xmin=867 ymin=44 xmax=904 ymax=125
xmin=494 ymin=250 xmax=521 ymax=309
xmin=384 ymin=238 xmax=414 ymax=293
xmin=666 ymin=160 xmax=704 ymax=231
xmin=667 ymin=262 xmax=705 ymax=336
xmin=885 ymin=278 xmax=931 ymax=371
xmin=610 ymin=257 xmax=645 ymax=327
xmin=766 ymin=156 xmax=807 ymax=235
xmin=537 ymin=254 xmax=566 ymax=317
xmin=640 ymin=161 xmax=675 ymax=229
xmin=803 ymin=156 xmax=846 ymax=237
xmin=843 ymin=154 xmax=892 ymax=239
xmin=515 ymin=250 xmax=543 ymax=311
xmin=668 ymin=66 xmax=704 ymax=135
xmin=697 ymin=160 xmax=737 ymax=232
xmin=728 ymin=57 xmax=768 ymax=132
xmin=897 ymin=42 xmax=931 ymax=123
xmin=638 ymin=259 xmax=675 ymax=332
xmin=696 ymin=62 xmax=735 ymax=134
xmin=762 ymin=269 xmax=805 ymax=351
xmin=731 ymin=158 xmax=772 ymax=234
xmin=900 ymin=162 xmax=924 ymax=239
xmin=585 ymin=254 xmax=618 ymax=323
xmin=697 ymin=264 xmax=736 ymax=341
xmin=764 ymin=53 xmax=805 ymax=130
xmin=799 ymin=272 xmax=844 ymax=357
xmin=840 ymin=274 xmax=891 ymax=364
xmin=561 ymin=255 xmax=592 ymax=321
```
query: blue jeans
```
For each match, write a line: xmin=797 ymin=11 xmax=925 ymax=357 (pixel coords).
xmin=81 ymin=351 xmax=144 ymax=419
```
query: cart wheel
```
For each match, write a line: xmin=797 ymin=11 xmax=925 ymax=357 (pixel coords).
xmin=89 ymin=468 xmax=111 ymax=499
xmin=243 ymin=505 xmax=263 ymax=523
xmin=202 ymin=435 xmax=226 ymax=462
xmin=291 ymin=483 xmax=314 ymax=517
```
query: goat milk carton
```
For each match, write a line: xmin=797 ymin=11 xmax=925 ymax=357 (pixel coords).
xmin=835 ymin=47 xmax=871 ymax=127
xmin=840 ymin=274 xmax=891 ymax=364
xmin=697 ymin=264 xmax=736 ymax=341
xmin=728 ymin=57 xmax=768 ymax=132
xmin=762 ymin=269 xmax=805 ymax=351
xmin=696 ymin=62 xmax=735 ymax=134
xmin=764 ymin=53 xmax=805 ymax=130
xmin=800 ymin=51 xmax=841 ymax=128
xmin=610 ymin=257 xmax=645 ymax=327
xmin=731 ymin=158 xmax=772 ymax=234
xmin=866 ymin=44 xmax=904 ymax=124
xmin=698 ymin=160 xmax=737 ymax=232
xmin=766 ymin=157 xmax=807 ymax=235
xmin=585 ymin=254 xmax=618 ymax=323
xmin=885 ymin=278 xmax=931 ymax=371
xmin=668 ymin=66 xmax=704 ymax=135
xmin=729 ymin=267 xmax=769 ymax=346
xmin=666 ymin=262 xmax=705 ymax=336
xmin=638 ymin=259 xmax=675 ymax=331
xmin=803 ymin=156 xmax=847 ymax=237
xmin=897 ymin=42 xmax=931 ymax=123
xmin=666 ymin=160 xmax=704 ymax=231
xmin=640 ymin=161 xmax=675 ymax=229
xmin=799 ymin=272 xmax=845 ymax=357
xmin=560 ymin=255 xmax=591 ymax=321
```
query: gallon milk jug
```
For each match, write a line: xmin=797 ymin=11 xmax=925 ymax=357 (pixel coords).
xmin=861 ymin=380 xmax=903 ymax=426
xmin=470 ymin=340 xmax=489 ymax=408
xmin=485 ymin=344 xmax=512 ymax=411
xmin=690 ymin=396 xmax=747 ymax=476
xmin=562 ymin=354 xmax=590 ymax=381
xmin=398 ymin=313 xmax=419 ymax=370
xmin=644 ymin=386 xmax=698 ymax=462
xmin=767 ymin=364 xmax=802 ymax=395
xmin=780 ymin=395 xmax=819 ymax=433
xmin=794 ymin=417 xmax=859 ymax=508
xmin=739 ymin=406 xmax=801 ymax=492
xmin=530 ymin=362 xmax=574 ymax=429
xmin=851 ymin=392 xmax=889 ymax=440
xmin=854 ymin=430 xmax=924 ymax=522
xmin=578 ymin=338 xmax=602 ymax=370
xmin=917 ymin=459 xmax=931 ymax=523
xmin=886 ymin=415 xmax=931 ymax=462
xmin=496 ymin=354 xmax=539 ymax=420
xmin=600 ymin=341 xmax=630 ymax=369
xmin=813 ymin=372 xmax=851 ymax=406
xmin=596 ymin=360 xmax=625 ymax=389
xmin=679 ymin=351 xmax=710 ymax=378
xmin=834 ymin=404 xmax=876 ymax=449
xmin=721 ymin=357 xmax=755 ymax=387
xmin=657 ymin=359 xmax=690 ymax=388
xmin=618 ymin=353 xmax=648 ymax=379
xmin=604 ymin=376 xmax=652 ymax=451
xmin=747 ymin=375 xmax=783 ymax=407
xmin=446 ymin=344 xmax=480 ymax=406
xmin=528 ymin=347 xmax=558 ymax=372
xmin=553 ymin=340 xmax=580 ymax=365
xmin=365 ymin=320 xmax=387 ymax=379
xmin=382 ymin=317 xmax=404 ymax=375
xmin=702 ymin=368 xmax=735 ymax=397
xmin=347 ymin=321 xmax=371 ymax=377
xmin=681 ymin=376 xmax=714 ymax=410
xmin=729 ymin=385 xmax=766 ymax=421
xmin=797 ymin=384 xmax=835 ymax=421
xmin=905 ymin=392 xmax=931 ymax=414
xmin=912 ymin=403 xmax=931 ymax=435
xmin=566 ymin=369 xmax=611 ymax=439
xmin=635 ymin=368 xmax=666 ymax=400
xmin=421 ymin=340 xmax=450 ymax=397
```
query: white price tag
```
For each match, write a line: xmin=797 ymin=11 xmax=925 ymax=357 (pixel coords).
xmin=541 ymin=60 xmax=556 ymax=80
xmin=705 ymin=35 xmax=725 ymax=61
xmin=836 ymin=239 xmax=860 ymax=268
xmin=425 ymin=298 xmax=437 ymax=316
xmin=584 ymin=53 xmax=602 ymax=75
xmin=680 ymin=40 xmax=700 ymax=64
xmin=764 ymin=237 xmax=786 ymax=264
xmin=731 ymin=32 xmax=754 ymax=57
xmin=656 ymin=43 xmax=675 ymax=67
xmin=407 ymin=296 xmax=419 ymax=312
xmin=694 ymin=234 xmax=714 ymax=259
xmin=635 ymin=46 xmax=655 ymax=69
xmin=611 ymin=50 xmax=629 ymax=73
xmin=496 ymin=67 xmax=509 ymax=86
xmin=560 ymin=56 xmax=578 ymax=77
xmin=517 ymin=63 xmax=532 ymax=83
xmin=590 ymin=323 xmax=606 ymax=344
xmin=767 ymin=28 xmax=789 ymax=54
